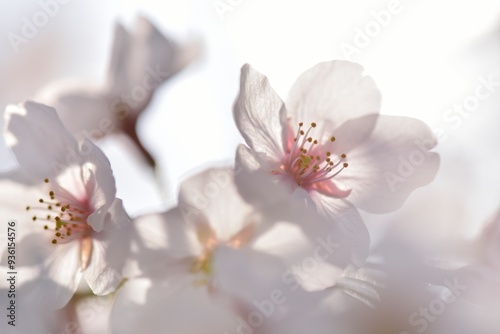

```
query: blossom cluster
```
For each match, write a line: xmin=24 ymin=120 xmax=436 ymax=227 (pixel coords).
xmin=1 ymin=16 xmax=498 ymax=334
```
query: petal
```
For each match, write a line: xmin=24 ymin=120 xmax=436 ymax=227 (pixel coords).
xmin=286 ymin=61 xmax=381 ymax=130
xmin=233 ymin=64 xmax=288 ymax=158
xmin=106 ymin=22 xmax=132 ymax=94
xmin=307 ymin=193 xmax=370 ymax=268
xmin=178 ymin=167 xmax=255 ymax=242
xmin=250 ymin=222 xmax=344 ymax=291
xmin=56 ymin=94 xmax=112 ymax=138
xmin=336 ymin=115 xmax=440 ymax=213
xmin=107 ymin=17 xmax=180 ymax=114
xmin=42 ymin=242 xmax=83 ymax=309
xmin=110 ymin=277 xmax=236 ymax=334
xmin=130 ymin=209 xmax=201 ymax=278
xmin=329 ymin=114 xmax=379 ymax=155
xmin=84 ymin=199 xmax=132 ymax=295
xmin=234 ymin=144 xmax=295 ymax=208
xmin=4 ymin=101 xmax=80 ymax=181
xmin=81 ymin=138 xmax=117 ymax=232
xmin=212 ymin=244 xmax=289 ymax=303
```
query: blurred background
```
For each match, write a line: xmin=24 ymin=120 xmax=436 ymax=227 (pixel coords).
xmin=1 ymin=0 xmax=499 ymax=243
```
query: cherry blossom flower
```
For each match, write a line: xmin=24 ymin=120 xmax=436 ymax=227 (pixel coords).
xmin=36 ymin=16 xmax=199 ymax=166
xmin=111 ymin=167 xmax=361 ymax=333
xmin=233 ymin=61 xmax=439 ymax=218
xmin=0 ymin=101 xmax=132 ymax=308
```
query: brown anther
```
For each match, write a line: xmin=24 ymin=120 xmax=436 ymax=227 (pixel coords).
xmin=51 ymin=239 xmax=57 ymax=244
xmin=39 ymin=199 xmax=44 ymax=203
xmin=44 ymin=178 xmax=49 ymax=183
xmin=330 ymin=136 xmax=336 ymax=142
xmin=311 ymin=122 xmax=316 ymax=127
xmin=343 ymin=163 xmax=349 ymax=168
xmin=32 ymin=216 xmax=37 ymax=221
xmin=326 ymin=151 xmax=331 ymax=156
xmin=341 ymin=153 xmax=347 ymax=159
xmin=44 ymin=225 xmax=48 ymax=230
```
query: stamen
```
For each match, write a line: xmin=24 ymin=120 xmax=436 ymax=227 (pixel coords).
xmin=281 ymin=121 xmax=350 ymax=188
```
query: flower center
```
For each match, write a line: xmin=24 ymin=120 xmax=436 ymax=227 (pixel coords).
xmin=26 ymin=178 xmax=94 ymax=268
xmin=277 ymin=122 xmax=348 ymax=188
xmin=190 ymin=236 xmax=217 ymax=287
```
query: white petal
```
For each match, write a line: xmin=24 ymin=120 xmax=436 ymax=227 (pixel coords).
xmin=47 ymin=85 xmax=113 ymax=140
xmin=307 ymin=193 xmax=370 ymax=268
xmin=130 ymin=209 xmax=201 ymax=278
xmin=233 ymin=64 xmax=288 ymax=158
xmin=106 ymin=22 xmax=132 ymax=94
xmin=81 ymin=138 xmax=117 ymax=232
xmin=43 ymin=242 xmax=83 ymax=309
xmin=107 ymin=17 xmax=179 ymax=115
xmin=84 ymin=199 xmax=132 ymax=295
xmin=234 ymin=144 xmax=295 ymax=208
xmin=336 ymin=115 xmax=440 ymax=213
xmin=4 ymin=101 xmax=80 ymax=181
xmin=286 ymin=61 xmax=381 ymax=130
xmin=178 ymin=167 xmax=255 ymax=242
xmin=251 ymin=222 xmax=344 ymax=291
xmin=212 ymin=244 xmax=289 ymax=304
xmin=110 ymin=277 xmax=236 ymax=334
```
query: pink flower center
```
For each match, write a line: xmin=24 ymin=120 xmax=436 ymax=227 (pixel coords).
xmin=26 ymin=178 xmax=93 ymax=246
xmin=276 ymin=121 xmax=349 ymax=191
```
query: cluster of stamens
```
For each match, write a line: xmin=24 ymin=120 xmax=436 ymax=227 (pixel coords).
xmin=26 ymin=178 xmax=92 ymax=245
xmin=281 ymin=122 xmax=348 ymax=187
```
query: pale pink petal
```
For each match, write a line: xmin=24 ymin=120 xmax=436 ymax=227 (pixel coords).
xmin=84 ymin=199 xmax=132 ymax=295
xmin=4 ymin=101 xmax=80 ymax=181
xmin=110 ymin=277 xmax=236 ymax=334
xmin=233 ymin=64 xmax=288 ymax=158
xmin=286 ymin=61 xmax=381 ymax=130
xmin=335 ymin=115 xmax=440 ymax=213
